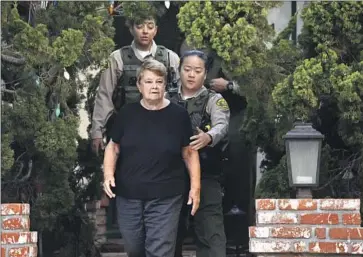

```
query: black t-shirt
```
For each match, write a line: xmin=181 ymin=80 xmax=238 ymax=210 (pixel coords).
xmin=110 ymin=102 xmax=193 ymax=200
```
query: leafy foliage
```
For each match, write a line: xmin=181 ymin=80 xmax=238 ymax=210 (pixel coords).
xmin=1 ymin=133 xmax=14 ymax=176
xmin=121 ymin=1 xmax=170 ymax=26
xmin=1 ymin=1 xmax=114 ymax=255
xmin=177 ymin=1 xmax=363 ymax=208
xmin=178 ymin=1 xmax=280 ymax=75
xmin=264 ymin=2 xmax=363 ymax=201
xmin=176 ymin=1 xmax=299 ymax=154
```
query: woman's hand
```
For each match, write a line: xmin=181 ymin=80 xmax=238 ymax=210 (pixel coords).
xmin=103 ymin=174 xmax=116 ymax=198
xmin=188 ymin=186 xmax=200 ymax=216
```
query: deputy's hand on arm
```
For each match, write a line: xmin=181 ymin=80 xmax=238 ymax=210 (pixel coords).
xmin=190 ymin=127 xmax=212 ymax=151
xmin=92 ymin=138 xmax=105 ymax=156
xmin=182 ymin=146 xmax=201 ymax=216
xmin=103 ymin=140 xmax=119 ymax=198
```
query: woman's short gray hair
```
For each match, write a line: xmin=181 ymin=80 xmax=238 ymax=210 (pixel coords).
xmin=136 ymin=59 xmax=167 ymax=83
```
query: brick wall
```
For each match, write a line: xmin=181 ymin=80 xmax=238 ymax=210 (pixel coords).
xmin=1 ymin=203 xmax=38 ymax=257
xmin=249 ymin=199 xmax=363 ymax=256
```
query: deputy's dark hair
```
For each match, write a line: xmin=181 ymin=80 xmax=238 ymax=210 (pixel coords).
xmin=123 ymin=2 xmax=159 ymax=28
xmin=126 ymin=15 xmax=158 ymax=28
xmin=179 ymin=50 xmax=208 ymax=71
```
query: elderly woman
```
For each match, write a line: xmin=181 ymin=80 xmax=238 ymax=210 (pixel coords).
xmin=103 ymin=59 xmax=201 ymax=257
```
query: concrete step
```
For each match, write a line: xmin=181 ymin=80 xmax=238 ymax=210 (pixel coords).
xmin=101 ymin=252 xmax=196 ymax=257
xmin=100 ymin=238 xmax=197 ymax=252
xmin=101 ymin=253 xmax=128 ymax=257
xmin=100 ymin=239 xmax=248 ymax=257
xmin=101 ymin=252 xmax=248 ymax=257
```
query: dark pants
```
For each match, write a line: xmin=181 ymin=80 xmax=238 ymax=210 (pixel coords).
xmin=116 ymin=194 xmax=183 ymax=257
xmin=175 ymin=179 xmax=226 ymax=257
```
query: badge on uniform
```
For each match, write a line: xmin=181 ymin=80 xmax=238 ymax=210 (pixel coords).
xmin=216 ymin=98 xmax=229 ymax=110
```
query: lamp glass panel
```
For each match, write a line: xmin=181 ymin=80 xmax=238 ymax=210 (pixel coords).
xmin=288 ymin=139 xmax=319 ymax=185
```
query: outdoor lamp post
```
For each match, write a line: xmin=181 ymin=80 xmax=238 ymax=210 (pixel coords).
xmin=283 ymin=123 xmax=324 ymax=198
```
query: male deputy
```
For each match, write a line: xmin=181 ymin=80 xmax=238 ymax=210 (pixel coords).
xmin=169 ymin=50 xmax=230 ymax=257
xmin=205 ymin=51 xmax=253 ymax=219
xmin=91 ymin=14 xmax=180 ymax=154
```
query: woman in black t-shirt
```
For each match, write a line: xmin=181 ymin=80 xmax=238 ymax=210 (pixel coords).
xmin=103 ymin=59 xmax=201 ymax=257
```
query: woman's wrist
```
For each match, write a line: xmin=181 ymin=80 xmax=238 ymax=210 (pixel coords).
xmin=104 ymin=171 xmax=114 ymax=179
xmin=190 ymin=181 xmax=201 ymax=191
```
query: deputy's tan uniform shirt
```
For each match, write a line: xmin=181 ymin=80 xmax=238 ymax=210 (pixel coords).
xmin=91 ymin=41 xmax=180 ymax=139
xmin=179 ymin=86 xmax=230 ymax=147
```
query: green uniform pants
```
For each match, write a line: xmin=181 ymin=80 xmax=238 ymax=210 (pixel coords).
xmin=175 ymin=178 xmax=226 ymax=257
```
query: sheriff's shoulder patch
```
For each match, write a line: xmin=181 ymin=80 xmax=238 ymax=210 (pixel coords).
xmin=216 ymin=98 xmax=229 ymax=110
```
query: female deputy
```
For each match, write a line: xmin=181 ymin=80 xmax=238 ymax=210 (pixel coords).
xmin=103 ymin=59 xmax=201 ymax=257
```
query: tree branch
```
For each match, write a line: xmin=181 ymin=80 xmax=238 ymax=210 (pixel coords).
xmin=14 ymin=162 xmax=24 ymax=180
xmin=317 ymin=152 xmax=362 ymax=192
xmin=1 ymin=53 xmax=26 ymax=65
xmin=18 ymin=160 xmax=33 ymax=182
xmin=1 ymin=88 xmax=16 ymax=94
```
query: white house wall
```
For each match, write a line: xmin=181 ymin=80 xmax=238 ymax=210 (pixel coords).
xmin=296 ymin=1 xmax=307 ymax=38
xmin=267 ymin=1 xmax=292 ymax=36
xmin=77 ymin=67 xmax=100 ymax=139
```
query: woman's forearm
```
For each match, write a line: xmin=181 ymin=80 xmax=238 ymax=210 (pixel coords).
xmin=183 ymin=147 xmax=201 ymax=189
xmin=103 ymin=142 xmax=119 ymax=177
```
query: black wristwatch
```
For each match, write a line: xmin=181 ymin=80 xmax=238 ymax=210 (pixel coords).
xmin=226 ymin=81 xmax=234 ymax=91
